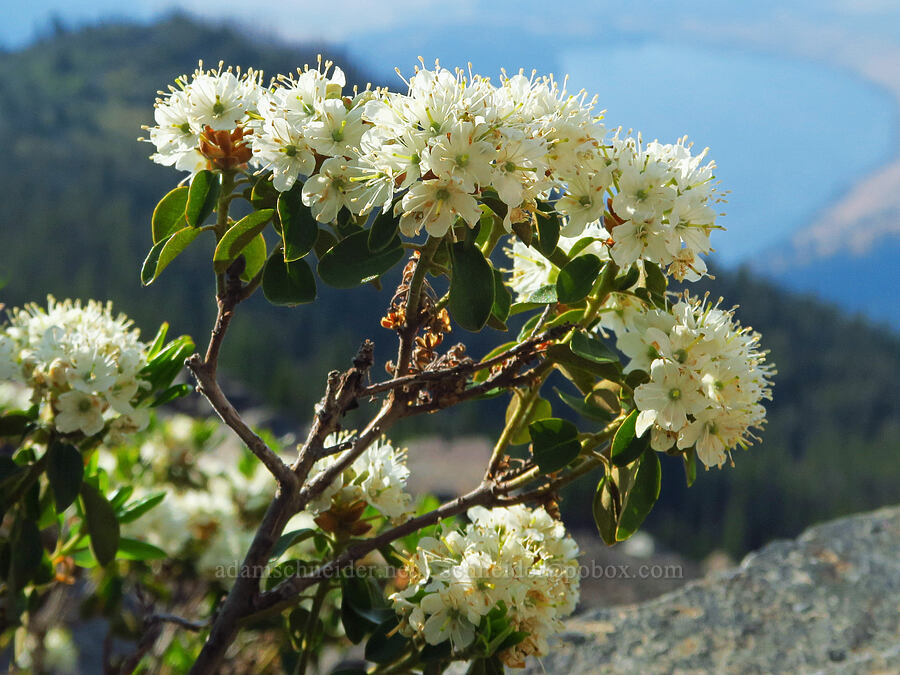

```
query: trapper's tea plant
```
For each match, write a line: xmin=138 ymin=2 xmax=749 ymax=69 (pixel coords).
xmin=0 ymin=57 xmax=773 ymax=673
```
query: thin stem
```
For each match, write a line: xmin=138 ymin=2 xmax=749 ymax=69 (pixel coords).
xmin=294 ymin=580 xmax=331 ymax=675
xmin=395 ymin=236 xmax=441 ymax=376
xmin=187 ymin=353 xmax=295 ymax=486
xmin=497 ymin=454 xmax=606 ymax=506
xmin=484 ymin=361 xmax=553 ymax=480
xmin=215 ymin=170 xmax=237 ymax=296
xmin=371 ymin=647 xmax=419 ymax=675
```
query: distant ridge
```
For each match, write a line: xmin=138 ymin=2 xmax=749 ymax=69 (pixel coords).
xmin=750 ymin=157 xmax=900 ymax=328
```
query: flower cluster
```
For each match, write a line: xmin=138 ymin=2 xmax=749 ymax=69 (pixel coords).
xmin=147 ymin=61 xmax=263 ymax=174
xmin=391 ymin=504 xmax=580 ymax=667
xmin=106 ymin=414 xmax=314 ymax=578
xmin=1 ymin=298 xmax=151 ymax=439
xmin=146 ymin=61 xmax=720 ymax=279
xmin=605 ymin=134 xmax=720 ymax=281
xmin=615 ymin=294 xmax=774 ymax=468
xmin=306 ymin=430 xmax=413 ymax=523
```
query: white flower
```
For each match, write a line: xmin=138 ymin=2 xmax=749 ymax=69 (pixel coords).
xmin=54 ymin=390 xmax=105 ymax=436
xmin=557 ymin=169 xmax=611 ymax=237
xmin=145 ymin=62 xmax=262 ymax=173
xmin=301 ymin=157 xmax=360 ymax=223
xmin=252 ymin=118 xmax=316 ymax=192
xmin=634 ymin=360 xmax=706 ymax=434
xmin=423 ymin=122 xmax=494 ymax=192
xmin=305 ymin=98 xmax=366 ymax=158
xmin=398 ymin=179 xmax=481 ymax=238
xmin=148 ymin=88 xmax=201 ymax=170
xmin=186 ymin=66 xmax=261 ymax=132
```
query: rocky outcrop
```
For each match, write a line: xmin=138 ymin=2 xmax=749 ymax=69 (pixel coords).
xmin=527 ymin=506 xmax=900 ymax=674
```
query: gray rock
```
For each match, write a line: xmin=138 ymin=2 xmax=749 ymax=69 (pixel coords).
xmin=526 ymin=506 xmax=900 ymax=674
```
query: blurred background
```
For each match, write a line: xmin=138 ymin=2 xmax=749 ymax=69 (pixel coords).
xmin=2 ymin=0 xmax=899 ymax=598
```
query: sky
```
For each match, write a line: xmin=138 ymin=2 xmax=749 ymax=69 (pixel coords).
xmin=4 ymin=1 xmax=900 ymax=264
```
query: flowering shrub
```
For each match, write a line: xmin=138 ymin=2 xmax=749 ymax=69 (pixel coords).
xmin=2 ymin=56 xmax=774 ymax=674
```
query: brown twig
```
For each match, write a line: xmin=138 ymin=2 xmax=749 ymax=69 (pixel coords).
xmin=359 ymin=325 xmax=570 ymax=399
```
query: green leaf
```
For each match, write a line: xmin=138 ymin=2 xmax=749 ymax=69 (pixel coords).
xmin=139 ymin=334 xmax=194 ymax=392
xmin=47 ymin=441 xmax=83 ymax=513
xmin=507 ymin=396 xmax=552 ymax=445
xmin=643 ymin=261 xmax=668 ymax=296
xmin=145 ymin=226 xmax=202 ymax=284
xmin=491 ymin=268 xmax=512 ymax=323
xmin=241 ymin=232 xmax=268 ymax=282
xmin=270 ymin=528 xmax=316 ymax=561
xmin=526 ymin=284 xmax=558 ymax=304
xmin=554 ymin=387 xmax=613 ymax=423
xmin=9 ymin=518 xmax=43 ymax=590
xmin=536 ymin=207 xmax=560 ymax=256
xmin=151 ymin=383 xmax=193 ymax=407
xmin=0 ymin=457 xmax=25 ymax=496
xmin=546 ymin=343 xmax=620 ymax=382
xmin=213 ymin=209 xmax=274 ymax=273
xmin=262 ymin=254 xmax=316 ymax=306
xmin=313 ymin=228 xmax=338 ymax=258
xmin=251 ymin=174 xmax=279 ymax=210
xmin=511 ymin=219 xmax=533 ymax=247
xmin=141 ymin=238 xmax=168 ymax=286
xmin=529 ymin=417 xmax=581 ymax=473
xmin=341 ymin=575 xmax=378 ymax=644
xmin=614 ymin=265 xmax=640 ymax=291
xmin=516 ymin=314 xmax=541 ymax=342
xmin=449 ymin=242 xmax=495 ymax=332
xmin=365 ymin=618 xmax=408 ymax=664
xmin=278 ymin=183 xmax=318 ymax=261
xmin=570 ymin=331 xmax=618 ymax=364
xmin=509 ymin=301 xmax=543 ymax=316
xmin=367 ymin=210 xmax=400 ymax=253
xmin=566 ymin=236 xmax=602 ymax=259
xmin=557 ymin=254 xmax=603 ymax=304
xmin=151 ymin=186 xmax=189 ymax=243
xmin=185 ymin=170 xmax=221 ymax=228
xmin=545 ymin=307 xmax=584 ymax=329
xmin=118 ymin=492 xmax=166 ymax=524
xmin=610 ymin=409 xmax=650 ymax=467
xmin=109 ymin=486 xmax=134 ymax=511
xmin=71 ymin=547 xmax=98 ymax=568
xmin=616 ymin=449 xmax=661 ymax=541
xmin=80 ymin=483 xmax=120 ymax=566
xmin=146 ymin=322 xmax=169 ymax=359
xmin=683 ymin=447 xmax=698 ymax=487
xmin=117 ymin=537 xmax=167 ymax=561
xmin=318 ymin=230 xmax=404 ymax=288
xmin=592 ymin=475 xmax=618 ymax=545
xmin=0 ymin=412 xmax=32 ymax=438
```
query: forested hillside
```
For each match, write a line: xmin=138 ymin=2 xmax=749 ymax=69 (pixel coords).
xmin=1 ymin=17 xmax=898 ymax=558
